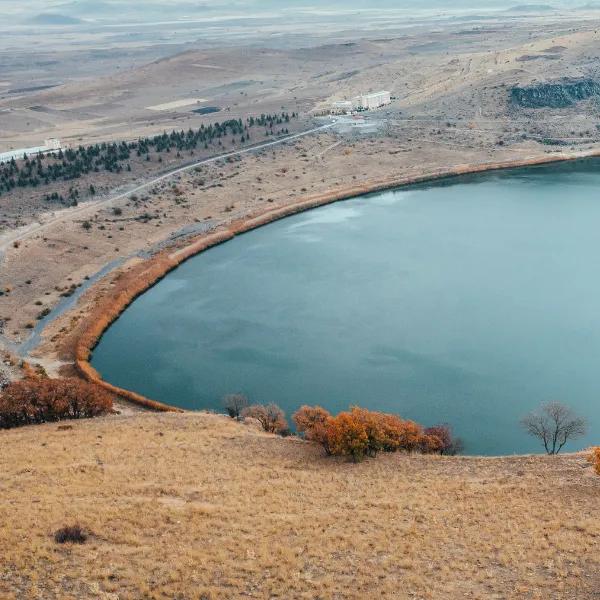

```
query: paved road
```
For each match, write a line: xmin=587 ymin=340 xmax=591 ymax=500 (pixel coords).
xmin=0 ymin=120 xmax=336 ymax=257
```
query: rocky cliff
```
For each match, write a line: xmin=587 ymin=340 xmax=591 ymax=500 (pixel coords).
xmin=511 ymin=78 xmax=600 ymax=108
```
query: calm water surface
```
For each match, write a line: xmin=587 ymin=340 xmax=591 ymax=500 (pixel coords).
xmin=92 ymin=160 xmax=600 ymax=454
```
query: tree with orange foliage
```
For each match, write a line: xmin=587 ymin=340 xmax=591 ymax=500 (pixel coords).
xmin=292 ymin=405 xmax=332 ymax=454
xmin=242 ymin=403 xmax=288 ymax=434
xmin=390 ymin=417 xmax=424 ymax=453
xmin=325 ymin=411 xmax=370 ymax=462
xmin=0 ymin=377 xmax=113 ymax=429
xmin=294 ymin=405 xmax=463 ymax=461
xmin=348 ymin=407 xmax=389 ymax=457
xmin=375 ymin=413 xmax=404 ymax=452
xmin=588 ymin=447 xmax=600 ymax=475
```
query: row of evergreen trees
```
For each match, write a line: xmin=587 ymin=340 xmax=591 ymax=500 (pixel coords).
xmin=0 ymin=112 xmax=297 ymax=197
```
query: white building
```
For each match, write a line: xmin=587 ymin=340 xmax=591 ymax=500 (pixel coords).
xmin=0 ymin=138 xmax=63 ymax=163
xmin=330 ymin=100 xmax=354 ymax=115
xmin=355 ymin=91 xmax=391 ymax=111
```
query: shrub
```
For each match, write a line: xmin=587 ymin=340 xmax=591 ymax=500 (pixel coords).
xmin=363 ymin=412 xmax=418 ymax=453
xmin=423 ymin=425 xmax=464 ymax=455
xmin=293 ymin=405 xmax=331 ymax=432
xmin=223 ymin=393 xmax=248 ymax=419
xmin=36 ymin=307 xmax=51 ymax=320
xmin=0 ymin=377 xmax=113 ymax=429
xmin=327 ymin=408 xmax=419 ymax=459
xmin=242 ymin=403 xmax=288 ymax=434
xmin=54 ymin=524 xmax=88 ymax=544
xmin=325 ymin=411 xmax=370 ymax=462
xmin=293 ymin=405 xmax=332 ymax=453
xmin=420 ymin=433 xmax=444 ymax=454
xmin=349 ymin=407 xmax=388 ymax=457
xmin=296 ymin=406 xmax=461 ymax=462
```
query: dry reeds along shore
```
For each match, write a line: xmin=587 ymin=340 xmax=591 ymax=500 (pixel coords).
xmin=72 ymin=231 xmax=234 ymax=412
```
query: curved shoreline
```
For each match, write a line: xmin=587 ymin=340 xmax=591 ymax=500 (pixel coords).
xmin=71 ymin=150 xmax=600 ymax=412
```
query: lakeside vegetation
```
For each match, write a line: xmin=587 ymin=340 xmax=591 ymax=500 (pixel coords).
xmin=0 ymin=371 xmax=593 ymax=468
xmin=0 ymin=377 xmax=112 ymax=428
xmin=224 ymin=394 xmax=464 ymax=460
xmin=222 ymin=396 xmax=592 ymax=461
xmin=292 ymin=405 xmax=463 ymax=461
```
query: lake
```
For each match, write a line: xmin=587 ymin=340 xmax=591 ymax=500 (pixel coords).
xmin=91 ymin=159 xmax=600 ymax=455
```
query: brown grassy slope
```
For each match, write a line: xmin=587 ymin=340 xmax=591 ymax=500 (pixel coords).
xmin=1 ymin=413 xmax=599 ymax=600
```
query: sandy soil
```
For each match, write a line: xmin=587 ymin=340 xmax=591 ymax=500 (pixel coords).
xmin=0 ymin=411 xmax=598 ymax=599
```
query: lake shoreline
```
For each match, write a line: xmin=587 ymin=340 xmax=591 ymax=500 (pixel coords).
xmin=64 ymin=149 xmax=600 ymax=417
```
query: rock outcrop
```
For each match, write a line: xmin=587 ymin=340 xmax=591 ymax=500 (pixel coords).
xmin=511 ymin=78 xmax=600 ymax=108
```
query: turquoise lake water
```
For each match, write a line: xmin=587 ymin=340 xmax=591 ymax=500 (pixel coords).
xmin=92 ymin=159 xmax=600 ymax=454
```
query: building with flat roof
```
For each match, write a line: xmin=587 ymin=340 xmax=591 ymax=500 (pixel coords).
xmin=328 ymin=90 xmax=391 ymax=115
xmin=355 ymin=91 xmax=391 ymax=111
xmin=330 ymin=100 xmax=354 ymax=115
xmin=0 ymin=138 xmax=62 ymax=163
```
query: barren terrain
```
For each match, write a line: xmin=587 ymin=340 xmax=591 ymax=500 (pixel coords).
xmin=4 ymin=16 xmax=600 ymax=152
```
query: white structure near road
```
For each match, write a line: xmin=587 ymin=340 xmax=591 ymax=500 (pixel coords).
xmin=356 ymin=91 xmax=391 ymax=110
xmin=330 ymin=100 xmax=354 ymax=115
xmin=329 ymin=90 xmax=391 ymax=114
xmin=0 ymin=138 xmax=63 ymax=163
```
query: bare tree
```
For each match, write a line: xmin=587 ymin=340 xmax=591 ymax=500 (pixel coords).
xmin=223 ymin=393 xmax=249 ymax=419
xmin=521 ymin=402 xmax=587 ymax=454
xmin=241 ymin=403 xmax=288 ymax=434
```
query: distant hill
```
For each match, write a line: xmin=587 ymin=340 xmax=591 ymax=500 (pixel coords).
xmin=54 ymin=1 xmax=117 ymax=16
xmin=506 ymin=3 xmax=555 ymax=10
xmin=28 ymin=13 xmax=83 ymax=25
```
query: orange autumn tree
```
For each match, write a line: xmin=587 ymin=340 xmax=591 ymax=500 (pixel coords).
xmin=381 ymin=413 xmax=424 ymax=453
xmin=342 ymin=407 xmax=427 ymax=458
xmin=292 ymin=405 xmax=333 ymax=454
xmin=588 ymin=447 xmax=600 ymax=475
xmin=0 ymin=377 xmax=113 ymax=429
xmin=294 ymin=405 xmax=460 ymax=462
xmin=325 ymin=411 xmax=370 ymax=462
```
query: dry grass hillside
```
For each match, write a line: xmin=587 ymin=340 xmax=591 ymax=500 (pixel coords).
xmin=1 ymin=412 xmax=599 ymax=599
